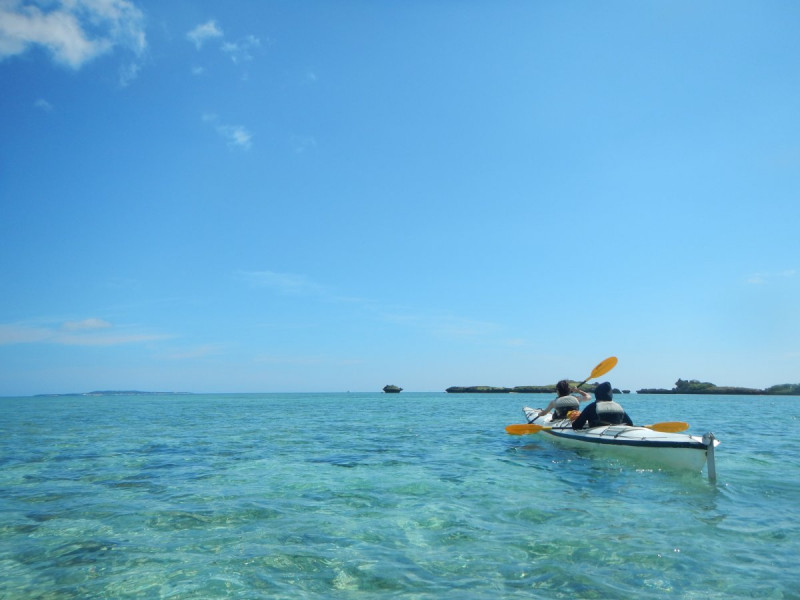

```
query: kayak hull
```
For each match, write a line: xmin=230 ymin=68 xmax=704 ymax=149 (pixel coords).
xmin=522 ymin=407 xmax=718 ymax=472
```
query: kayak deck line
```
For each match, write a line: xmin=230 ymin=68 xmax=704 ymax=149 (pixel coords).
xmin=543 ymin=426 xmax=709 ymax=450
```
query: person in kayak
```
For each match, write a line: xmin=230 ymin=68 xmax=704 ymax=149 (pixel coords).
xmin=571 ymin=381 xmax=633 ymax=429
xmin=537 ymin=380 xmax=591 ymax=419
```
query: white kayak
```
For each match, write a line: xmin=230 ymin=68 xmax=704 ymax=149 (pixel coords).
xmin=522 ymin=406 xmax=720 ymax=476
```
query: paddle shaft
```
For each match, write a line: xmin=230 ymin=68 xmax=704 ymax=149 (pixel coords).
xmin=505 ymin=421 xmax=689 ymax=435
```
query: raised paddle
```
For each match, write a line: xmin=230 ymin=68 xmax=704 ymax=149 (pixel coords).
xmin=576 ymin=356 xmax=618 ymax=389
xmin=505 ymin=421 xmax=690 ymax=435
xmin=503 ymin=357 xmax=621 ymax=435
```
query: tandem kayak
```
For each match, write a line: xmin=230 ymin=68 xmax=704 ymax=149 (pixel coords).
xmin=521 ymin=406 xmax=720 ymax=477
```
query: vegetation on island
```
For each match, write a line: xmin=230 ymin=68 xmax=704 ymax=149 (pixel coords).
xmin=382 ymin=385 xmax=403 ymax=393
xmin=636 ymin=379 xmax=800 ymax=395
xmin=446 ymin=382 xmax=611 ymax=394
xmin=447 ymin=379 xmax=800 ymax=395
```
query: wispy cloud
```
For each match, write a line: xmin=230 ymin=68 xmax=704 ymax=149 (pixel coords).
xmin=186 ymin=19 xmax=261 ymax=69
xmin=62 ymin=318 xmax=112 ymax=331
xmin=0 ymin=0 xmax=146 ymax=80
xmin=0 ymin=323 xmax=51 ymax=344
xmin=157 ymin=344 xmax=223 ymax=360
xmin=118 ymin=60 xmax=141 ymax=87
xmin=747 ymin=269 xmax=796 ymax=285
xmin=221 ymin=34 xmax=260 ymax=64
xmin=186 ymin=19 xmax=222 ymax=49
xmin=236 ymin=269 xmax=504 ymax=343
xmin=202 ymin=113 xmax=252 ymax=150
xmin=236 ymin=270 xmax=326 ymax=296
xmin=254 ymin=354 xmax=363 ymax=367
xmin=218 ymin=124 xmax=252 ymax=149
xmin=56 ymin=331 xmax=169 ymax=346
xmin=0 ymin=318 xmax=169 ymax=347
xmin=291 ymin=135 xmax=317 ymax=154
xmin=381 ymin=312 xmax=501 ymax=340
xmin=35 ymin=98 xmax=53 ymax=111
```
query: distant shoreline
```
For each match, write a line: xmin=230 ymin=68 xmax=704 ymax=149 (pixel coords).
xmin=34 ymin=390 xmax=194 ymax=397
xmin=446 ymin=379 xmax=800 ymax=396
xmin=25 ymin=380 xmax=800 ymax=398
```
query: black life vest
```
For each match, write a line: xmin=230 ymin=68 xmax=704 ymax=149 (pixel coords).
xmin=595 ymin=400 xmax=625 ymax=425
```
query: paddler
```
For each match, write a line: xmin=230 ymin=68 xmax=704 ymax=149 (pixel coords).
xmin=571 ymin=381 xmax=633 ymax=429
xmin=537 ymin=380 xmax=591 ymax=419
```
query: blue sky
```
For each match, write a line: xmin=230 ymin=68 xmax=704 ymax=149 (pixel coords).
xmin=1 ymin=0 xmax=798 ymax=396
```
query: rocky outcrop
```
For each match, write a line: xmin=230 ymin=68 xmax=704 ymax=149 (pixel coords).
xmin=383 ymin=385 xmax=403 ymax=393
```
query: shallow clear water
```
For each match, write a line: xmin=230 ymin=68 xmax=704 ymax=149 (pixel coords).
xmin=1 ymin=392 xmax=798 ymax=599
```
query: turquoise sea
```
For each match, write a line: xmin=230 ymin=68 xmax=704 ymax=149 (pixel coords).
xmin=1 ymin=392 xmax=798 ymax=599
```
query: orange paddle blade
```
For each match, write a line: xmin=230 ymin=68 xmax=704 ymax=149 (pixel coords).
xmin=644 ymin=421 xmax=689 ymax=433
xmin=577 ymin=356 xmax=618 ymax=388
xmin=505 ymin=423 xmax=551 ymax=435
xmin=590 ymin=356 xmax=618 ymax=379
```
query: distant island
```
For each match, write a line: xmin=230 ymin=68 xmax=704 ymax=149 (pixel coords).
xmin=446 ymin=379 xmax=800 ymax=396
xmin=636 ymin=379 xmax=800 ymax=395
xmin=446 ymin=382 xmax=613 ymax=394
xmin=35 ymin=390 xmax=193 ymax=397
xmin=383 ymin=385 xmax=403 ymax=393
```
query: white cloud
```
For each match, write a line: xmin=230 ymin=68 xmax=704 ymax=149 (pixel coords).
xmin=0 ymin=0 xmax=146 ymax=71
xmin=202 ymin=113 xmax=252 ymax=150
xmin=35 ymin=97 xmax=53 ymax=110
xmin=186 ymin=19 xmax=222 ymax=49
xmin=218 ymin=124 xmax=252 ymax=149
xmin=221 ymin=33 xmax=259 ymax=64
xmin=186 ymin=19 xmax=262 ymax=68
xmin=62 ymin=317 xmax=112 ymax=331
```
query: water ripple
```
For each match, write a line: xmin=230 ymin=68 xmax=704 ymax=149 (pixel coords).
xmin=1 ymin=392 xmax=799 ymax=599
